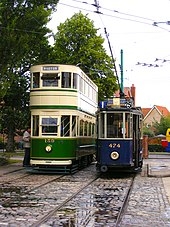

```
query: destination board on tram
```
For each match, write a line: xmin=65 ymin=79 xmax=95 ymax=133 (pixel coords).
xmin=42 ymin=66 xmax=59 ymax=71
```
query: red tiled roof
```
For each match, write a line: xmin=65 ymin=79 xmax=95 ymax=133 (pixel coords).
xmin=155 ymin=105 xmax=169 ymax=116
xmin=141 ymin=108 xmax=151 ymax=118
xmin=142 ymin=105 xmax=170 ymax=118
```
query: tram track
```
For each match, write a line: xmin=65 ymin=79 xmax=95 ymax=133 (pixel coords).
xmin=31 ymin=172 xmax=136 ymax=227
xmin=31 ymin=176 xmax=99 ymax=227
xmin=0 ymin=164 xmax=136 ymax=226
xmin=0 ymin=171 xmax=30 ymax=184
xmin=0 ymin=173 xmax=65 ymax=206
xmin=115 ymin=174 xmax=135 ymax=226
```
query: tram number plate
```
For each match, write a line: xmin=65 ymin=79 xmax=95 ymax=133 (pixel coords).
xmin=108 ymin=143 xmax=120 ymax=148
xmin=45 ymin=139 xmax=55 ymax=143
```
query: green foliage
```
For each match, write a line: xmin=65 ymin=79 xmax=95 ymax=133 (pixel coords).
xmin=52 ymin=12 xmax=118 ymax=100
xmin=148 ymin=144 xmax=165 ymax=152
xmin=143 ymin=126 xmax=155 ymax=137
xmin=0 ymin=156 xmax=9 ymax=166
xmin=153 ymin=115 xmax=170 ymax=135
xmin=0 ymin=0 xmax=59 ymax=152
xmin=0 ymin=0 xmax=59 ymax=100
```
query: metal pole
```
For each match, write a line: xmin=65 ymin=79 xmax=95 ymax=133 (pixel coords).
xmin=120 ymin=49 xmax=124 ymax=93
xmin=104 ymin=28 xmax=124 ymax=97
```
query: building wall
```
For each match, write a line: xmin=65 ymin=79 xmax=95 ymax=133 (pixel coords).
xmin=144 ymin=108 xmax=161 ymax=126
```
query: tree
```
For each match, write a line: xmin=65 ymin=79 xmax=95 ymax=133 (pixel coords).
xmin=52 ymin=12 xmax=118 ymax=100
xmin=153 ymin=115 xmax=170 ymax=136
xmin=0 ymin=1 xmax=57 ymax=99
xmin=143 ymin=126 xmax=155 ymax=137
xmin=0 ymin=0 xmax=59 ymax=152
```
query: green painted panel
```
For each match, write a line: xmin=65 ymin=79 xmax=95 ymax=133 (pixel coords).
xmin=31 ymin=138 xmax=77 ymax=159
xmin=31 ymin=137 xmax=96 ymax=160
xmin=30 ymin=105 xmax=78 ymax=110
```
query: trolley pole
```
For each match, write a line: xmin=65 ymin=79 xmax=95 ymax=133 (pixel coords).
xmin=120 ymin=49 xmax=124 ymax=93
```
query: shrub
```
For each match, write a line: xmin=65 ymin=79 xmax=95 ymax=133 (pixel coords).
xmin=148 ymin=144 xmax=165 ymax=152
xmin=0 ymin=153 xmax=10 ymax=166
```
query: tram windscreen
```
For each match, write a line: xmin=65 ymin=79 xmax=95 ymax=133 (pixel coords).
xmin=107 ymin=113 xmax=123 ymax=138
xmin=99 ymin=112 xmax=132 ymax=138
xmin=41 ymin=117 xmax=58 ymax=135
xmin=41 ymin=74 xmax=59 ymax=87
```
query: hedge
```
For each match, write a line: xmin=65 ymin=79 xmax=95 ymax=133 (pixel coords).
xmin=148 ymin=144 xmax=165 ymax=152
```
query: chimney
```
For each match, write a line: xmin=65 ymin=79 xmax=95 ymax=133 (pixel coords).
xmin=131 ymin=84 xmax=136 ymax=106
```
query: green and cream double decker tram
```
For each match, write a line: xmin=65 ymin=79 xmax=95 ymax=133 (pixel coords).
xmin=30 ymin=64 xmax=98 ymax=173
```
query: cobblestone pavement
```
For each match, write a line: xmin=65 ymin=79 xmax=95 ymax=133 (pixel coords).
xmin=1 ymin=154 xmax=170 ymax=226
xmin=119 ymin=154 xmax=170 ymax=226
xmin=120 ymin=175 xmax=170 ymax=226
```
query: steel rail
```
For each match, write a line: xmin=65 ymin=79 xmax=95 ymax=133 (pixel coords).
xmin=115 ymin=174 xmax=136 ymax=226
xmin=31 ymin=176 xmax=99 ymax=227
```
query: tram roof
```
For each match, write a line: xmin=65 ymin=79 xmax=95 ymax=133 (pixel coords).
xmin=97 ymin=106 xmax=143 ymax=114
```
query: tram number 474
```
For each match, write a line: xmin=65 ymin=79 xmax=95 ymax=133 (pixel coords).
xmin=108 ymin=143 xmax=121 ymax=148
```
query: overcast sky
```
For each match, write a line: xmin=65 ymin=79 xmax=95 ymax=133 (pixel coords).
xmin=48 ymin=0 xmax=170 ymax=110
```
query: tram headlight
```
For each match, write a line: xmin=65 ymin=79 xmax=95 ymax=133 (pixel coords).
xmin=110 ymin=151 xmax=119 ymax=160
xmin=45 ymin=145 xmax=52 ymax=152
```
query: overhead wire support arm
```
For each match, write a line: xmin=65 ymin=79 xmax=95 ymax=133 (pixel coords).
xmin=92 ymin=0 xmax=103 ymax=14
xmin=104 ymin=27 xmax=124 ymax=97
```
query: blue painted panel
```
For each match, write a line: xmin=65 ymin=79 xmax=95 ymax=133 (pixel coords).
xmin=97 ymin=139 xmax=133 ymax=165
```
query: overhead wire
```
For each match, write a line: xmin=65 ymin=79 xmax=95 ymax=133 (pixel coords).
xmin=59 ymin=1 xmax=170 ymax=32
xmin=70 ymin=0 xmax=155 ymax=22
xmin=1 ymin=0 xmax=170 ymax=35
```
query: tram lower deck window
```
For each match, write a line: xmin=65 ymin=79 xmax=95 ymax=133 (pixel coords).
xmin=61 ymin=116 xmax=70 ymax=137
xmin=41 ymin=117 xmax=58 ymax=135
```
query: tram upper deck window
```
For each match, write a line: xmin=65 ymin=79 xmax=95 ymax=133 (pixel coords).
xmin=73 ymin=73 xmax=78 ymax=89
xmin=62 ymin=72 xmax=71 ymax=88
xmin=41 ymin=74 xmax=59 ymax=87
xmin=33 ymin=72 xmax=40 ymax=88
xmin=107 ymin=113 xmax=123 ymax=138
xmin=79 ymin=77 xmax=84 ymax=93
xmin=41 ymin=117 xmax=58 ymax=136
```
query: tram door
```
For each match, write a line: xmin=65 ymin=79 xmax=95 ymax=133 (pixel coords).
xmin=133 ymin=114 xmax=140 ymax=167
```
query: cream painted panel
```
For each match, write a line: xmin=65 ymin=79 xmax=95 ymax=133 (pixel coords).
xmin=30 ymin=95 xmax=78 ymax=106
